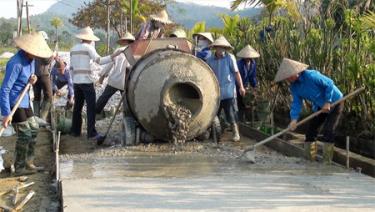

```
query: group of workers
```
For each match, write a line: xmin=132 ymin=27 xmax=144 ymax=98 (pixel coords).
xmin=0 ymin=9 xmax=343 ymax=175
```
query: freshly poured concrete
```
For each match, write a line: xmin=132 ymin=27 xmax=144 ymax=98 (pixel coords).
xmin=60 ymin=151 xmax=375 ymax=211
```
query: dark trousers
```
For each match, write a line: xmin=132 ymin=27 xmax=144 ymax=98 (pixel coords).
xmin=12 ymin=107 xmax=34 ymax=123
xmin=217 ymin=98 xmax=236 ymax=124
xmin=95 ymin=85 xmax=122 ymax=114
xmin=33 ymin=75 xmax=53 ymax=102
xmin=71 ymin=83 xmax=97 ymax=138
xmin=305 ymin=103 xmax=344 ymax=143
xmin=53 ymin=81 xmax=72 ymax=98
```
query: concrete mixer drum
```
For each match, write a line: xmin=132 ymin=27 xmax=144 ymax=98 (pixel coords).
xmin=127 ymin=49 xmax=220 ymax=142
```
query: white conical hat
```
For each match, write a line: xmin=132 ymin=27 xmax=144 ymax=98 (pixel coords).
xmin=14 ymin=32 xmax=53 ymax=58
xmin=150 ymin=9 xmax=173 ymax=24
xmin=210 ymin=35 xmax=233 ymax=50
xmin=192 ymin=32 xmax=214 ymax=43
xmin=236 ymin=45 xmax=260 ymax=58
xmin=170 ymin=29 xmax=187 ymax=38
xmin=117 ymin=32 xmax=135 ymax=43
xmin=274 ymin=58 xmax=309 ymax=82
xmin=75 ymin=26 xmax=100 ymax=41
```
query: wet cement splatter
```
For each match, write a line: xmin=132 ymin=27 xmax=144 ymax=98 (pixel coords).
xmin=163 ymin=103 xmax=192 ymax=145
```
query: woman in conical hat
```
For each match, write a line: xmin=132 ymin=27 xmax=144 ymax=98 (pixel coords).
xmin=206 ymin=35 xmax=246 ymax=143
xmin=193 ymin=32 xmax=214 ymax=61
xmin=235 ymin=44 xmax=260 ymax=122
xmin=275 ymin=58 xmax=343 ymax=164
xmin=136 ymin=9 xmax=174 ymax=40
xmin=1 ymin=33 xmax=52 ymax=175
xmin=95 ymin=32 xmax=136 ymax=137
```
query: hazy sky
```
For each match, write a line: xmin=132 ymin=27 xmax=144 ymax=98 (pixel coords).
xmin=0 ymin=0 xmax=239 ymax=19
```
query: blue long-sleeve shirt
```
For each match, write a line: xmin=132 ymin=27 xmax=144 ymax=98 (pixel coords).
xmin=51 ymin=66 xmax=74 ymax=97
xmin=0 ymin=50 xmax=34 ymax=116
xmin=237 ymin=59 xmax=257 ymax=88
xmin=196 ymin=47 xmax=211 ymax=61
xmin=290 ymin=70 xmax=343 ymax=120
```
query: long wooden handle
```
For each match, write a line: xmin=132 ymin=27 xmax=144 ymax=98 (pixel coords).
xmin=0 ymin=83 xmax=32 ymax=136
xmin=104 ymin=91 xmax=126 ymax=136
xmin=244 ymin=87 xmax=365 ymax=152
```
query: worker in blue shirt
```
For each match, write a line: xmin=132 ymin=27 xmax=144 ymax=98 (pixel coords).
xmin=193 ymin=32 xmax=214 ymax=61
xmin=0 ymin=33 xmax=52 ymax=175
xmin=235 ymin=45 xmax=260 ymax=122
xmin=206 ymin=36 xmax=246 ymax=142
xmin=51 ymin=58 xmax=74 ymax=109
xmin=274 ymin=58 xmax=343 ymax=164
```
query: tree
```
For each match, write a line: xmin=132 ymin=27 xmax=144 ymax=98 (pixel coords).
xmin=70 ymin=0 xmax=166 ymax=37
xmin=50 ymin=17 xmax=63 ymax=43
xmin=230 ymin=0 xmax=300 ymax=25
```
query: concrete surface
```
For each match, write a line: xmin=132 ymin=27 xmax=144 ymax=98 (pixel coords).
xmin=60 ymin=151 xmax=375 ymax=212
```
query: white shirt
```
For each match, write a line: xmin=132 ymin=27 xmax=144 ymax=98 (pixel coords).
xmin=70 ymin=43 xmax=112 ymax=84
xmin=100 ymin=47 xmax=130 ymax=90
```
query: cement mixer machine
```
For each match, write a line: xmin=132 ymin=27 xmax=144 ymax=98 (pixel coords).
xmin=122 ymin=38 xmax=220 ymax=145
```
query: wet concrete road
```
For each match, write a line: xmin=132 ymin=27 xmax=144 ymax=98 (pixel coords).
xmin=60 ymin=152 xmax=375 ymax=211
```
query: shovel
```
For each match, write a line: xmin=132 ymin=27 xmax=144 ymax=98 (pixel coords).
xmin=0 ymin=83 xmax=32 ymax=137
xmin=240 ymin=87 xmax=365 ymax=163
xmin=96 ymin=91 xmax=126 ymax=145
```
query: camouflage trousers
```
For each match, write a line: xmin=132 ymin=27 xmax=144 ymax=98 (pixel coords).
xmin=13 ymin=116 xmax=39 ymax=170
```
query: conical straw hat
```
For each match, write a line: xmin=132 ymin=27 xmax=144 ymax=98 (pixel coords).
xmin=117 ymin=32 xmax=135 ymax=44
xmin=75 ymin=26 xmax=100 ymax=41
xmin=210 ymin=35 xmax=233 ymax=50
xmin=236 ymin=45 xmax=260 ymax=58
xmin=192 ymin=32 xmax=214 ymax=43
xmin=150 ymin=9 xmax=173 ymax=24
xmin=14 ymin=32 xmax=53 ymax=58
xmin=274 ymin=58 xmax=309 ymax=82
xmin=170 ymin=29 xmax=187 ymax=38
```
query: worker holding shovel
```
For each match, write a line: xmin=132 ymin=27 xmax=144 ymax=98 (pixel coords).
xmin=0 ymin=33 xmax=52 ymax=175
xmin=274 ymin=58 xmax=344 ymax=164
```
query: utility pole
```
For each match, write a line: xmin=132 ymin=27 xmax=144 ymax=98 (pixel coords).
xmin=17 ymin=0 xmax=24 ymax=36
xmin=106 ymin=0 xmax=110 ymax=54
xmin=24 ymin=1 xmax=34 ymax=33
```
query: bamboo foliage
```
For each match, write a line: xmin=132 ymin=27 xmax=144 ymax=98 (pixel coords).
xmin=193 ymin=4 xmax=375 ymax=134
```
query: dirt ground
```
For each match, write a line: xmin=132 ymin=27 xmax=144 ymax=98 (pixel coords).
xmin=0 ymin=128 xmax=59 ymax=212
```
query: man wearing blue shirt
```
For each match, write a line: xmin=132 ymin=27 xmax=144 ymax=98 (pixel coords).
xmin=275 ymin=58 xmax=343 ymax=163
xmin=51 ymin=58 xmax=74 ymax=109
xmin=236 ymin=45 xmax=260 ymax=122
xmin=0 ymin=33 xmax=52 ymax=175
xmin=206 ymin=36 xmax=246 ymax=142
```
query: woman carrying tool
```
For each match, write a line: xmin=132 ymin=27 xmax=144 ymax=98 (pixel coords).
xmin=235 ymin=45 xmax=260 ymax=122
xmin=0 ymin=33 xmax=52 ymax=175
xmin=96 ymin=32 xmax=135 ymax=120
xmin=274 ymin=58 xmax=343 ymax=164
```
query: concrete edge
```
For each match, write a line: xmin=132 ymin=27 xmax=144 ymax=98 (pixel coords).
xmin=239 ymin=123 xmax=375 ymax=177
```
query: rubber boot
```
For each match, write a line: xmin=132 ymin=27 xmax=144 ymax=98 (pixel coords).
xmin=40 ymin=101 xmax=52 ymax=121
xmin=212 ymin=116 xmax=222 ymax=142
xmin=304 ymin=142 xmax=317 ymax=161
xmin=13 ymin=121 xmax=36 ymax=176
xmin=323 ymin=143 xmax=335 ymax=164
xmin=232 ymin=123 xmax=240 ymax=142
xmin=25 ymin=117 xmax=44 ymax=171
xmin=33 ymin=101 xmax=41 ymax=117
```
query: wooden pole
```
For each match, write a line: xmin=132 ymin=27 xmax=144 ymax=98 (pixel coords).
xmin=17 ymin=0 xmax=24 ymax=36
xmin=25 ymin=1 xmax=30 ymax=33
xmin=130 ymin=0 xmax=133 ymax=34
xmin=346 ymin=136 xmax=350 ymax=169
xmin=106 ymin=0 xmax=110 ymax=54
